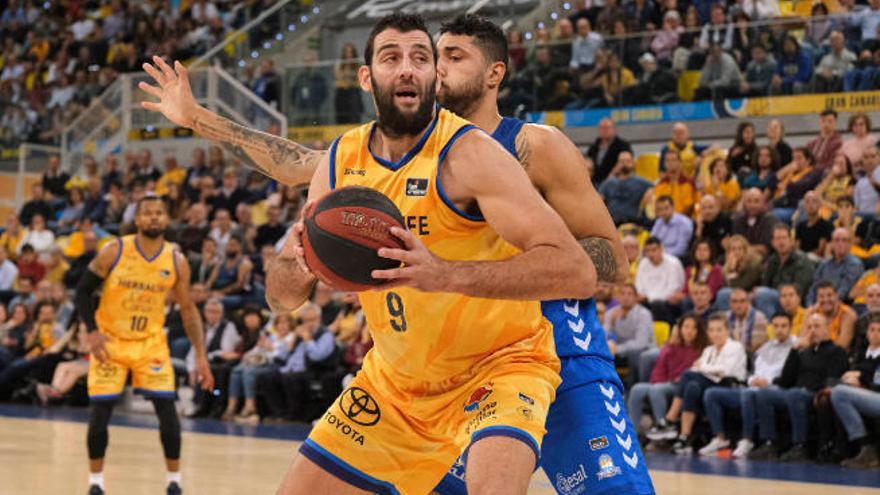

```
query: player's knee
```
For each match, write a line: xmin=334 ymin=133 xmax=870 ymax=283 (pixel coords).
xmin=152 ymin=398 xmax=181 ymax=459
xmin=465 ymin=436 xmax=534 ymax=495
xmin=87 ymin=400 xmax=115 ymax=459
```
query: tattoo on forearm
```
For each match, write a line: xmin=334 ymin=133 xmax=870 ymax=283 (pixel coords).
xmin=580 ymin=237 xmax=618 ymax=283
xmin=191 ymin=115 xmax=323 ymax=182
xmin=515 ymin=129 xmax=531 ymax=169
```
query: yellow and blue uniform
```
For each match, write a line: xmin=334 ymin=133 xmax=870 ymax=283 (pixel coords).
xmin=436 ymin=118 xmax=655 ymax=495
xmin=87 ymin=235 xmax=178 ymax=400
xmin=300 ymin=109 xmax=561 ymax=495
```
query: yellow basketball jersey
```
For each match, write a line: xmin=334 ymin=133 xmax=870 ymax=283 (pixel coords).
xmin=96 ymin=235 xmax=178 ymax=340
xmin=329 ymin=108 xmax=556 ymax=392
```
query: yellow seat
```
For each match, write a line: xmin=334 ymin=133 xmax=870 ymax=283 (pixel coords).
xmin=779 ymin=0 xmax=794 ymax=15
xmin=794 ymin=0 xmax=815 ymax=16
xmin=635 ymin=153 xmax=660 ymax=183
xmin=654 ymin=321 xmax=671 ymax=347
xmin=678 ymin=70 xmax=701 ymax=102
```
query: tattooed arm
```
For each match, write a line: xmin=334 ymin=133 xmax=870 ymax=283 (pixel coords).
xmin=519 ymin=124 xmax=628 ymax=284
xmin=139 ymin=56 xmax=323 ymax=186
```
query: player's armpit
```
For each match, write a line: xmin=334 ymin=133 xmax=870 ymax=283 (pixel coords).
xmin=522 ymin=124 xmax=628 ymax=284
xmin=189 ymin=106 xmax=324 ymax=187
xmin=439 ymin=130 xmax=597 ymax=300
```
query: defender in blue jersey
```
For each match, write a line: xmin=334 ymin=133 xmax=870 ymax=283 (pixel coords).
xmin=433 ymin=15 xmax=655 ymax=495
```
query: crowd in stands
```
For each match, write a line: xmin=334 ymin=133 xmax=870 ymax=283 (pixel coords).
xmin=0 ymin=0 xmax=292 ymax=147
xmin=0 ymin=0 xmax=877 ymax=476
xmin=592 ymin=110 xmax=880 ymax=468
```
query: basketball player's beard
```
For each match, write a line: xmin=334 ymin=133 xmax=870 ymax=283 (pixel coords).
xmin=140 ymin=227 xmax=165 ymax=239
xmin=372 ymin=74 xmax=436 ymax=138
xmin=438 ymin=77 xmax=484 ymax=119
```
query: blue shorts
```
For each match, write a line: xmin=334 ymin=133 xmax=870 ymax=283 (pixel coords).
xmin=434 ymin=378 xmax=655 ymax=495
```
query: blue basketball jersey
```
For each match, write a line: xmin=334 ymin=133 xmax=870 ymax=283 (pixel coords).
xmin=492 ymin=118 xmax=619 ymax=392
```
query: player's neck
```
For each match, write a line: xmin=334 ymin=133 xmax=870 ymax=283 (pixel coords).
xmin=373 ymin=112 xmax=436 ymax=162
xmin=461 ymin=96 xmax=502 ymax=135
xmin=135 ymin=233 xmax=164 ymax=258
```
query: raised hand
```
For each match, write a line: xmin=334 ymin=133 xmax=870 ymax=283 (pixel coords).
xmin=139 ymin=56 xmax=200 ymax=128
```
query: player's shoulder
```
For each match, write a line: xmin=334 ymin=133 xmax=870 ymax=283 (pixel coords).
xmin=521 ymin=122 xmax=569 ymax=148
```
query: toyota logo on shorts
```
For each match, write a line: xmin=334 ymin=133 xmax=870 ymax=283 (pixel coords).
xmin=338 ymin=387 xmax=381 ymax=426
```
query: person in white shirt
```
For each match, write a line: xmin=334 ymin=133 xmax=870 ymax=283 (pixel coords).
xmin=635 ymin=236 xmax=686 ymax=323
xmin=700 ymin=313 xmax=796 ymax=458
xmin=0 ymin=247 xmax=18 ymax=292
xmin=647 ymin=313 xmax=748 ymax=455
xmin=18 ymin=214 xmax=55 ymax=259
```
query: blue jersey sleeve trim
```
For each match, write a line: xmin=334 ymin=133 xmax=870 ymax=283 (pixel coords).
xmin=88 ymin=393 xmax=123 ymax=401
xmin=133 ymin=388 xmax=177 ymax=399
xmin=328 ymin=136 xmax=342 ymax=191
xmin=300 ymin=439 xmax=400 ymax=495
xmin=436 ymin=124 xmax=484 ymax=222
xmin=107 ymin=237 xmax=123 ymax=275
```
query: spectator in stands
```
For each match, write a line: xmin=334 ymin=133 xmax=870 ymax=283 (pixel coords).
xmin=596 ymin=0 xmax=626 ymax=34
xmin=0 ymin=303 xmax=29 ymax=362
xmin=770 ymin=35 xmax=813 ymax=95
xmin=684 ymin=239 xmax=724 ymax=300
xmin=209 ymin=208 xmax=238 ymax=254
xmin=334 ymin=43 xmax=363 ymax=125
xmin=0 ymin=215 xmax=23 ymax=261
xmin=212 ymin=167 xmax=250 ymax=216
xmin=842 ymin=113 xmax=878 ymax=170
xmin=587 ymin=118 xmax=632 ymax=186
xmin=570 ymin=18 xmax=603 ymax=71
xmin=651 ymin=195 xmax=693 ymax=258
xmin=0 ymin=247 xmax=17 ymax=296
xmin=727 ymin=287 xmax=769 ymax=353
xmin=834 ymin=196 xmax=861 ymax=239
xmin=795 ymin=191 xmax=834 ymax=261
xmin=291 ymin=51 xmax=328 ymax=126
xmin=606 ymin=284 xmax=655 ymax=384
xmin=174 ymin=203 xmax=210 ymax=257
xmin=732 ymin=188 xmax=778 ymax=255
xmin=750 ymin=313 xmax=848 ymax=461
xmin=721 ymin=234 xmax=763 ymax=300
xmin=655 ymin=150 xmax=698 ymax=216
xmin=42 ymin=247 xmax=67 ymax=287
xmin=188 ymin=298 xmax=241 ymax=418
xmin=831 ymin=312 xmax=880 ymax=468
xmin=648 ymin=313 xmax=747 ymax=454
xmin=690 ymin=282 xmax=715 ymax=322
xmin=192 ymin=237 xmax=221 ymax=285
xmin=808 ymin=229 xmax=865 ymax=305
xmin=133 ymin=149 xmax=160 ymax=184
xmin=727 ymin=122 xmax=758 ymax=178
xmin=155 ymin=155 xmax=186 ymax=197
xmin=622 ymin=235 xmax=641 ymax=282
xmin=778 ymin=283 xmax=807 ymax=337
xmin=629 ymin=314 xmax=706 ymax=435
xmin=15 ymin=244 xmax=44 ymax=286
xmin=41 ymin=154 xmax=69 ymax=201
xmin=851 ymin=285 xmax=880 ymax=359
xmin=756 ymin=224 xmax=815 ymax=310
xmin=814 ymin=31 xmax=857 ymax=94
xmin=695 ymin=42 xmax=742 ymax=101
xmin=254 ymin=204 xmax=286 ymax=250
xmin=740 ymin=44 xmax=776 ymax=97
xmin=623 ymin=52 xmax=677 ymax=105
xmin=650 ymin=10 xmax=682 ymax=64
xmin=19 ymin=213 xmax=53 ymax=261
xmin=207 ymin=235 xmax=253 ymax=311
xmin=700 ymin=312 xmax=796 ymax=457
xmin=56 ymin=187 xmax=85 ymax=231
xmin=809 ymin=109 xmax=845 ymax=172
xmin=804 ymin=3 xmax=834 ymax=49
xmin=695 ymin=5 xmax=732 ymax=57
xmin=811 ymin=280 xmax=859 ymax=352
xmin=694 ymin=195 xmax=732 ymax=259
xmin=606 ymin=20 xmax=641 ymax=70
xmin=701 ymin=158 xmax=741 ymax=212
xmin=184 ymin=148 xmax=210 ymax=201
xmin=551 ymin=18 xmax=575 ymax=68
xmin=234 ymin=203 xmax=257 ymax=255
xmin=773 ymin=147 xmax=823 ymax=223
xmin=742 ymin=146 xmax=779 ymax=199
xmin=659 ymin=122 xmax=710 ymax=179
xmin=598 ymin=151 xmax=652 ymax=225
xmin=850 ymin=0 xmax=880 ymax=51
xmin=765 ymin=119 xmax=793 ymax=168
xmin=251 ymin=59 xmax=280 ymax=109
xmin=625 ymin=0 xmax=660 ymax=31
xmin=228 ymin=312 xmax=296 ymax=424
xmin=256 ymin=303 xmax=335 ymax=422
xmin=636 ymin=237 xmax=686 ymax=323
xmin=18 ymin=183 xmax=52 ymax=229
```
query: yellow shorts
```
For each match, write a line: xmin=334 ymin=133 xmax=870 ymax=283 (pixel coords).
xmin=301 ymin=356 xmax=561 ymax=495
xmin=87 ymin=331 xmax=175 ymax=400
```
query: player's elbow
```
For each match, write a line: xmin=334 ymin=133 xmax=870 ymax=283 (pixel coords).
xmin=265 ymin=258 xmax=314 ymax=312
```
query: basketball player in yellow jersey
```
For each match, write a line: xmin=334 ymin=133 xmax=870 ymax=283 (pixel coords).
xmin=76 ymin=195 xmax=214 ymax=495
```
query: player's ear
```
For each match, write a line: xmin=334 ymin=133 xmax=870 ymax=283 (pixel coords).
xmin=358 ymin=66 xmax=372 ymax=93
xmin=486 ymin=61 xmax=506 ymax=90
